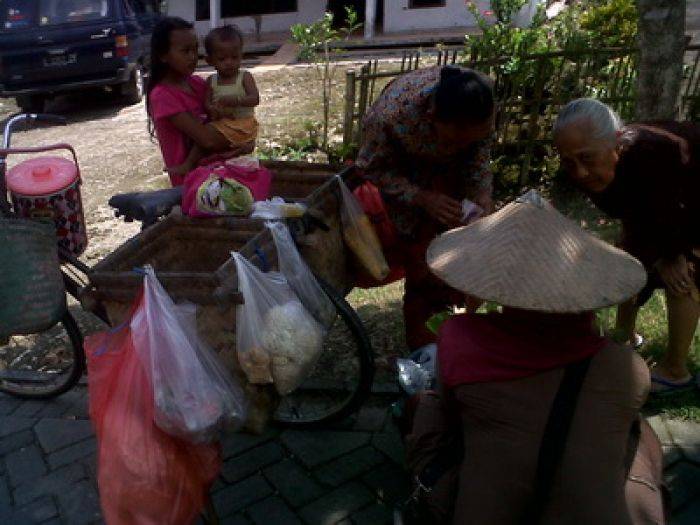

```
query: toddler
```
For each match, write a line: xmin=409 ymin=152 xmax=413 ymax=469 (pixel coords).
xmin=173 ymin=24 xmax=260 ymax=176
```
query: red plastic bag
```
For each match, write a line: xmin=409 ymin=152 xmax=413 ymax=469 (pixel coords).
xmin=182 ymin=162 xmax=272 ymax=218
xmin=353 ymin=181 xmax=399 ymax=249
xmin=86 ymin=297 xmax=221 ymax=525
xmin=352 ymin=181 xmax=405 ymax=288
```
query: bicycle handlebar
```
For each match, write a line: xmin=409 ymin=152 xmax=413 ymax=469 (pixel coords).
xmin=33 ymin=114 xmax=68 ymax=126
xmin=0 ymin=113 xmax=69 ymax=215
xmin=2 ymin=112 xmax=67 ymax=150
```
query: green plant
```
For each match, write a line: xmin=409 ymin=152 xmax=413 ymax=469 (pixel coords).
xmin=490 ymin=0 xmax=527 ymax=24
xmin=461 ymin=1 xmax=640 ymax=194
xmin=325 ymin=142 xmax=358 ymax=165
xmin=464 ymin=1 xmax=592 ymax=62
xmin=291 ymin=8 xmax=362 ymax=151
xmin=580 ymin=0 xmax=637 ymax=48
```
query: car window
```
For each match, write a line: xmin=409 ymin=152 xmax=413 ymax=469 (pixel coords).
xmin=38 ymin=0 xmax=112 ymax=25
xmin=1 ymin=1 xmax=36 ymax=30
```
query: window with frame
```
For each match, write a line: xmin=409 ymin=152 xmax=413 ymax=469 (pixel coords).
xmin=409 ymin=0 xmax=446 ymax=8
xmin=196 ymin=0 xmax=297 ymax=21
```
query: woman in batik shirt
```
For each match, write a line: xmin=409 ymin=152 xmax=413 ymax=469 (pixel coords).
xmin=356 ymin=65 xmax=495 ymax=350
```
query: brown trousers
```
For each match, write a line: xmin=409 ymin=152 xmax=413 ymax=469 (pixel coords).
xmin=405 ymin=345 xmax=665 ymax=524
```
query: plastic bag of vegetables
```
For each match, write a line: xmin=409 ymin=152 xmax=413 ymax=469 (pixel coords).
xmin=336 ymin=175 xmax=390 ymax=281
xmin=232 ymin=253 xmax=324 ymax=395
xmin=266 ymin=221 xmax=336 ymax=329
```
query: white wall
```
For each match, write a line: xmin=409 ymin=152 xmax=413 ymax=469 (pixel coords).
xmin=382 ymin=0 xmax=487 ymax=33
xmin=167 ymin=0 xmax=326 ymax=38
xmin=382 ymin=0 xmax=544 ymax=33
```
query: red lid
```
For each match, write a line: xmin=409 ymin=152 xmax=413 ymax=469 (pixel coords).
xmin=6 ymin=156 xmax=78 ymax=196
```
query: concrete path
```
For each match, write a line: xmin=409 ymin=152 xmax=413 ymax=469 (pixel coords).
xmin=0 ymin=388 xmax=405 ymax=525
xmin=1 ymin=386 xmax=699 ymax=524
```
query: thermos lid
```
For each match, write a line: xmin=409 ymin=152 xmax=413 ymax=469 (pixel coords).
xmin=7 ymin=156 xmax=79 ymax=196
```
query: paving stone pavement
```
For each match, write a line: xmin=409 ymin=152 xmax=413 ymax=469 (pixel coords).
xmin=0 ymin=387 xmax=699 ymax=525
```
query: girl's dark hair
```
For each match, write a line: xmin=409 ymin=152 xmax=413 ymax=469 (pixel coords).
xmin=146 ymin=17 xmax=194 ymax=138
xmin=434 ymin=66 xmax=494 ymax=124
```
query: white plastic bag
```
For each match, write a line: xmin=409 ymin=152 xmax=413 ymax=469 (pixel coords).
xmin=461 ymin=198 xmax=484 ymax=224
xmin=267 ymin=221 xmax=336 ymax=328
xmin=337 ymin=175 xmax=390 ymax=281
xmin=396 ymin=359 xmax=432 ymax=396
xmin=252 ymin=197 xmax=307 ymax=219
xmin=130 ymin=266 xmax=247 ymax=443
xmin=233 ymin=253 xmax=324 ymax=395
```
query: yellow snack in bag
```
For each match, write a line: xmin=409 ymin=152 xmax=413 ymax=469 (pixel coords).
xmin=337 ymin=176 xmax=390 ymax=281
xmin=343 ymin=214 xmax=390 ymax=281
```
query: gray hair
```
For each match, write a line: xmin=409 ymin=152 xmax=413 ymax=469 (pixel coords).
xmin=553 ymin=98 xmax=623 ymax=145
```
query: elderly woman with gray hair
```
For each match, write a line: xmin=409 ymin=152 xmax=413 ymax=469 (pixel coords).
xmin=553 ymin=98 xmax=700 ymax=393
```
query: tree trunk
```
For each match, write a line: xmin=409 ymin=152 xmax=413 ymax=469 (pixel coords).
xmin=635 ymin=0 xmax=686 ymax=120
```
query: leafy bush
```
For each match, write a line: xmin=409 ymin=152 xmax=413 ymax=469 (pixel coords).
xmin=463 ymin=0 xmax=629 ymax=62
xmin=580 ymin=0 xmax=637 ymax=48
xmin=461 ymin=1 xmax=640 ymax=195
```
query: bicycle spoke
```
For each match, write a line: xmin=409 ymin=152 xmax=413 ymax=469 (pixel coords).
xmin=0 ymin=312 xmax=84 ymax=399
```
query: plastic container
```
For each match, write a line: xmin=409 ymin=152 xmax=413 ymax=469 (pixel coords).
xmin=7 ymin=153 xmax=88 ymax=256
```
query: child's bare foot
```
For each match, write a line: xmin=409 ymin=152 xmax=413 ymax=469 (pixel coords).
xmin=166 ymin=163 xmax=192 ymax=178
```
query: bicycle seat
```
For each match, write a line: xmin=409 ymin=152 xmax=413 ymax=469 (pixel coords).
xmin=109 ymin=187 xmax=183 ymax=226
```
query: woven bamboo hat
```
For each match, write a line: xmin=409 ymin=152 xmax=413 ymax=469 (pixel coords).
xmin=426 ymin=190 xmax=646 ymax=312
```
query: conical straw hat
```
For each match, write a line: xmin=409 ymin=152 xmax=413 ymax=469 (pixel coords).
xmin=426 ymin=190 xmax=647 ymax=312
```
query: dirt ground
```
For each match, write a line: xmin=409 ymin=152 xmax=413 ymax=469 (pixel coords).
xmin=0 ymin=63 xmax=367 ymax=265
xmin=0 ymin=61 xmax=407 ymax=377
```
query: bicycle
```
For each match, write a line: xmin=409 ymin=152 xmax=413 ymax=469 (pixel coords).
xmin=0 ymin=114 xmax=376 ymax=427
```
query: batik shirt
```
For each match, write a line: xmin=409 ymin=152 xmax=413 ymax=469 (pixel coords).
xmin=356 ymin=66 xmax=493 ymax=235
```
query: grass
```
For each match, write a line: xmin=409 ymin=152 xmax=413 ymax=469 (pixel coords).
xmin=347 ymin=186 xmax=700 ymax=421
xmin=556 ymin=188 xmax=700 ymax=421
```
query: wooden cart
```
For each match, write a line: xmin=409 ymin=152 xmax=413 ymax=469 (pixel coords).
xmin=80 ymin=161 xmax=374 ymax=429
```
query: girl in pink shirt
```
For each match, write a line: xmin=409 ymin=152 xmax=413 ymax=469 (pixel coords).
xmin=146 ymin=18 xmax=252 ymax=186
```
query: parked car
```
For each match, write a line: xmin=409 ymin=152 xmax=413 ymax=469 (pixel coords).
xmin=0 ymin=0 xmax=163 ymax=113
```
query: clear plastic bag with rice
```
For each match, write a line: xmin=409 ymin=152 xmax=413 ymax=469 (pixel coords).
xmin=232 ymin=252 xmax=324 ymax=396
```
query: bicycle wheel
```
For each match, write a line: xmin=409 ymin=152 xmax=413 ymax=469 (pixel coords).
xmin=0 ymin=310 xmax=84 ymax=399
xmin=273 ymin=279 xmax=375 ymax=427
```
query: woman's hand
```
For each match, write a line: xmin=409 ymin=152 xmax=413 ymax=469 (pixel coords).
xmin=415 ymin=190 xmax=463 ymax=228
xmin=166 ymin=163 xmax=191 ymax=178
xmin=656 ymin=255 xmax=693 ymax=296
xmin=472 ymin=189 xmax=494 ymax=215
xmin=207 ymin=104 xmax=222 ymax=121
xmin=198 ymin=141 xmax=255 ymax=166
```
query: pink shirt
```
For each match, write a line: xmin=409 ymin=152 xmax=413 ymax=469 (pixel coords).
xmin=149 ymin=75 xmax=208 ymax=185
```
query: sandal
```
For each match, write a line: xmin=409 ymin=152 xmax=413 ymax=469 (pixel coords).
xmin=650 ymin=373 xmax=695 ymax=395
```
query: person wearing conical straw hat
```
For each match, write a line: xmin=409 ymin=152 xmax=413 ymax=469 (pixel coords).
xmin=403 ymin=191 xmax=665 ymax=524
xmin=553 ymin=98 xmax=700 ymax=394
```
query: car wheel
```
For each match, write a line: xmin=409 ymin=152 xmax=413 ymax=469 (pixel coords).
xmin=15 ymin=95 xmax=46 ymax=113
xmin=121 ymin=65 xmax=144 ymax=105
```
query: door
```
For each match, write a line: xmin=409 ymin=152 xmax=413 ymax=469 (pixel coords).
xmin=0 ymin=0 xmax=122 ymax=90
xmin=327 ymin=0 xmax=365 ymax=29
